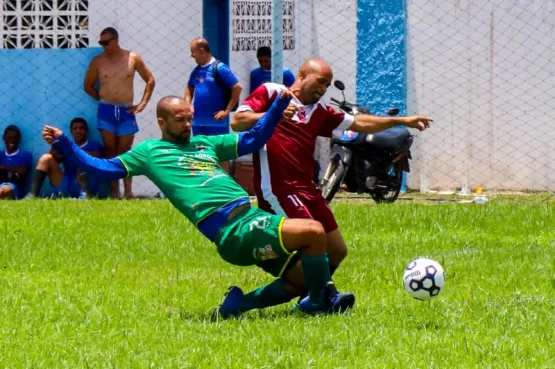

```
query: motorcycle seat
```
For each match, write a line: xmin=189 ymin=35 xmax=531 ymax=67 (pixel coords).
xmin=368 ymin=126 xmax=413 ymax=152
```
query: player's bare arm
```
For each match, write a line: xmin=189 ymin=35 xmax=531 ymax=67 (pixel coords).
xmin=83 ymin=56 xmax=100 ymax=100
xmin=349 ymin=114 xmax=433 ymax=134
xmin=127 ymin=52 xmax=155 ymax=115
xmin=231 ymin=111 xmax=265 ymax=131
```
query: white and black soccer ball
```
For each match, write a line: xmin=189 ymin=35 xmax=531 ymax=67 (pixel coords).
xmin=402 ymin=258 xmax=445 ymax=301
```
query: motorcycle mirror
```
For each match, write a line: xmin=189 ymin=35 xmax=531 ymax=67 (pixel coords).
xmin=387 ymin=108 xmax=400 ymax=116
xmin=334 ymin=80 xmax=345 ymax=91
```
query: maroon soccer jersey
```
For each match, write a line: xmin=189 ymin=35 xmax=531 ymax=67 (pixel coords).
xmin=237 ymin=83 xmax=354 ymax=194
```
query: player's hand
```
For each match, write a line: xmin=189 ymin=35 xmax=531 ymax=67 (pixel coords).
xmin=282 ymin=103 xmax=298 ymax=120
xmin=280 ymin=89 xmax=294 ymax=99
xmin=42 ymin=125 xmax=63 ymax=145
xmin=127 ymin=103 xmax=145 ymax=115
xmin=214 ymin=110 xmax=230 ymax=121
xmin=403 ymin=116 xmax=433 ymax=131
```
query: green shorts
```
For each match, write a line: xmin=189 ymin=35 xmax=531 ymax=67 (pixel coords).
xmin=214 ymin=206 xmax=298 ymax=277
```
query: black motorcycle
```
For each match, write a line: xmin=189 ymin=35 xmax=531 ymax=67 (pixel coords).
xmin=320 ymin=80 xmax=414 ymax=204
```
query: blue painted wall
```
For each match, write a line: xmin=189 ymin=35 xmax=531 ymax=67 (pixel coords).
xmin=203 ymin=0 xmax=230 ymax=64
xmin=0 ymin=48 xmax=103 ymax=154
xmin=0 ymin=47 xmax=105 ymax=195
xmin=356 ymin=0 xmax=408 ymax=191
xmin=356 ymin=0 xmax=407 ymax=116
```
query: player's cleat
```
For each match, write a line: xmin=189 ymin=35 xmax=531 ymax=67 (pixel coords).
xmin=211 ymin=286 xmax=244 ymax=320
xmin=297 ymin=282 xmax=355 ymax=315
xmin=294 ymin=280 xmax=341 ymax=309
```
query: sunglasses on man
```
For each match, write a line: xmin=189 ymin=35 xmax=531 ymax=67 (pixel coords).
xmin=98 ymin=37 xmax=115 ymax=46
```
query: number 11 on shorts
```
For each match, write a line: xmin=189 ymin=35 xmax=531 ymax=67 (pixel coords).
xmin=288 ymin=194 xmax=303 ymax=208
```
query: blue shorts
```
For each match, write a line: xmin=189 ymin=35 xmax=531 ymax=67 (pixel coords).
xmin=52 ymin=175 xmax=83 ymax=198
xmin=0 ymin=182 xmax=19 ymax=199
xmin=192 ymin=125 xmax=229 ymax=136
xmin=97 ymin=102 xmax=139 ymax=137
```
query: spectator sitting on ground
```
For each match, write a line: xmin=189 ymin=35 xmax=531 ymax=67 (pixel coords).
xmin=29 ymin=117 xmax=102 ymax=199
xmin=0 ymin=125 xmax=33 ymax=200
xmin=250 ymin=46 xmax=296 ymax=93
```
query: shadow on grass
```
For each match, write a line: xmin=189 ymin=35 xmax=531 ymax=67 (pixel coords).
xmin=175 ymin=306 xmax=355 ymax=323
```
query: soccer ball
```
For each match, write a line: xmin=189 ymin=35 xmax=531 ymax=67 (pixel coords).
xmin=402 ymin=258 xmax=445 ymax=301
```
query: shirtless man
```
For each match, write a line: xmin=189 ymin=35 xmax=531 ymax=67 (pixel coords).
xmin=83 ymin=27 xmax=156 ymax=199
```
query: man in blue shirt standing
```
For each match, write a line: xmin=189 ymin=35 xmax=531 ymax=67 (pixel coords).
xmin=250 ymin=46 xmax=296 ymax=93
xmin=0 ymin=125 xmax=33 ymax=200
xmin=185 ymin=38 xmax=242 ymax=172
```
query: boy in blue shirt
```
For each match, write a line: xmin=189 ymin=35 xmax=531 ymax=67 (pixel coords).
xmin=250 ymin=46 xmax=296 ymax=93
xmin=29 ymin=117 xmax=102 ymax=199
xmin=0 ymin=125 xmax=33 ymax=200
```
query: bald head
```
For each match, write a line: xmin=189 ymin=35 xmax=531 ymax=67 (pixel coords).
xmin=298 ymin=58 xmax=333 ymax=78
xmin=190 ymin=37 xmax=212 ymax=65
xmin=156 ymin=96 xmax=193 ymax=144
xmin=293 ymin=58 xmax=334 ymax=105
xmin=190 ymin=37 xmax=210 ymax=52
xmin=156 ymin=95 xmax=189 ymax=120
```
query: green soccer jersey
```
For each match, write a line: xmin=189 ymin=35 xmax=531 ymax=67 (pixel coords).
xmin=118 ymin=134 xmax=249 ymax=226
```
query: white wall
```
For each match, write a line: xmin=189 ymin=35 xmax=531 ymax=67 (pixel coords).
xmin=89 ymin=0 xmax=203 ymax=195
xmin=230 ymin=0 xmax=357 ymax=102
xmin=406 ymin=0 xmax=555 ymax=191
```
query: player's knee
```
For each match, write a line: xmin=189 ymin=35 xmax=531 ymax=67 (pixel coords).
xmin=303 ymin=220 xmax=326 ymax=252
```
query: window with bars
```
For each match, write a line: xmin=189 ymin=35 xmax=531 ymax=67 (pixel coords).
xmin=1 ymin=0 xmax=89 ymax=49
xmin=232 ymin=0 xmax=295 ymax=52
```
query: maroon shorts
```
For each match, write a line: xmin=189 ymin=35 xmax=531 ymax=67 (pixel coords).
xmin=256 ymin=186 xmax=338 ymax=233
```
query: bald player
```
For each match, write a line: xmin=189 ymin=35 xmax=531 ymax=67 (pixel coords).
xmin=231 ymin=57 xmax=433 ymax=306
xmin=41 ymin=92 xmax=356 ymax=317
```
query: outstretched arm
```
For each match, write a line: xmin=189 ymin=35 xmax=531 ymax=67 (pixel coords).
xmin=349 ymin=114 xmax=433 ymax=133
xmin=45 ymin=127 xmax=127 ymax=180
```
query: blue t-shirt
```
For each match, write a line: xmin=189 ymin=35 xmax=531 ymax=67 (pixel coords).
xmin=187 ymin=58 xmax=239 ymax=127
xmin=250 ymin=67 xmax=295 ymax=93
xmin=0 ymin=149 xmax=33 ymax=194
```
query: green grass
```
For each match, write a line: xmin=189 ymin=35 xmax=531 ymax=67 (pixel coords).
xmin=0 ymin=197 xmax=553 ymax=368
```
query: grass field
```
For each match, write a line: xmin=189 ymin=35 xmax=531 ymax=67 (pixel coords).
xmin=1 ymin=196 xmax=553 ymax=368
